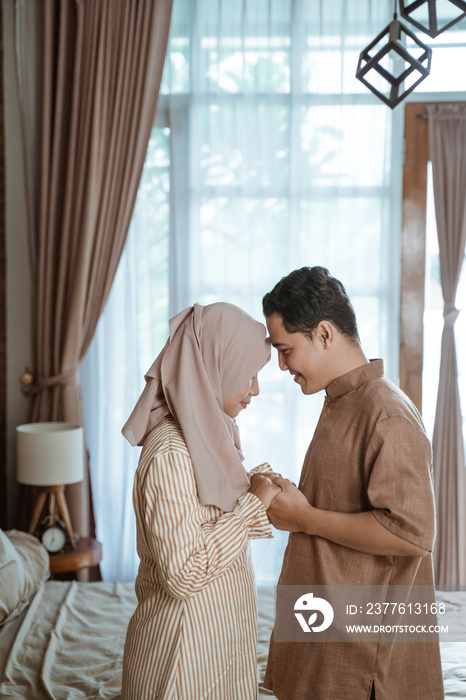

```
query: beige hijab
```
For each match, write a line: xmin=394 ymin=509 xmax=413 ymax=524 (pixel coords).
xmin=122 ymin=302 xmax=271 ymax=511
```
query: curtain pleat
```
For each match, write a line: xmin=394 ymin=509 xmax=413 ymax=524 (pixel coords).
xmin=15 ymin=0 xmax=173 ymax=541
xmin=427 ymin=103 xmax=466 ymax=588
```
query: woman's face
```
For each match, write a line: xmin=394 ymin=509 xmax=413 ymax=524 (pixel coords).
xmin=223 ymin=375 xmax=260 ymax=418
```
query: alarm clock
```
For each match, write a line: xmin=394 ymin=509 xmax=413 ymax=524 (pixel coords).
xmin=35 ymin=516 xmax=67 ymax=553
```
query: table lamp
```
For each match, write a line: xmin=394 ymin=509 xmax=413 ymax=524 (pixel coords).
xmin=16 ymin=422 xmax=84 ymax=549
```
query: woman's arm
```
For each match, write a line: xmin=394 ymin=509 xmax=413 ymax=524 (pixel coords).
xmin=141 ymin=449 xmax=279 ymax=599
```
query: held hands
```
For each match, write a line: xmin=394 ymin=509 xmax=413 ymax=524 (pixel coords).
xmin=265 ymin=475 xmax=312 ymax=533
xmin=248 ymin=472 xmax=283 ymax=511
xmin=248 ymin=472 xmax=312 ymax=533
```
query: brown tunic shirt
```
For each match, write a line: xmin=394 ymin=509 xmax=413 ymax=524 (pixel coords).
xmin=264 ymin=360 xmax=444 ymax=700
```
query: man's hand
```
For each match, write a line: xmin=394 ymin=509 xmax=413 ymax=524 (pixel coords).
xmin=248 ymin=473 xmax=283 ymax=511
xmin=266 ymin=475 xmax=312 ymax=532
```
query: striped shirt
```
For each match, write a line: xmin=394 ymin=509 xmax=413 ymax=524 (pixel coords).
xmin=121 ymin=415 xmax=272 ymax=699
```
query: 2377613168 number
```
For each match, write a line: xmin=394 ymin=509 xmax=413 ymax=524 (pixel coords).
xmin=362 ymin=602 xmax=446 ymax=615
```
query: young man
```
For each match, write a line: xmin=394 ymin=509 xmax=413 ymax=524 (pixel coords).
xmin=262 ymin=267 xmax=444 ymax=700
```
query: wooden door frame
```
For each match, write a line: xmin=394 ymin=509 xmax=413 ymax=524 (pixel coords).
xmin=399 ymin=102 xmax=430 ymax=414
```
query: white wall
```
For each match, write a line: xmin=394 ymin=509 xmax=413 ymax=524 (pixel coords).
xmin=3 ymin=0 xmax=33 ymax=525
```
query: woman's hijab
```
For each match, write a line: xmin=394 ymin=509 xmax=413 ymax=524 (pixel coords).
xmin=122 ymin=302 xmax=270 ymax=511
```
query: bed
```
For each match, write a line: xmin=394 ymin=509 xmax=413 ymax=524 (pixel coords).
xmin=0 ymin=530 xmax=465 ymax=699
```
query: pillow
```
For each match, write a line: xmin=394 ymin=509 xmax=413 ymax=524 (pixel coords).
xmin=0 ymin=529 xmax=50 ymax=626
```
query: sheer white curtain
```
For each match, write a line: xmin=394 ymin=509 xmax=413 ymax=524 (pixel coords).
xmin=81 ymin=0 xmax=396 ymax=582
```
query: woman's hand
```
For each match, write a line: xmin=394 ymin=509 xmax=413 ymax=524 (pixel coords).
xmin=248 ymin=473 xmax=283 ymax=510
xmin=266 ymin=475 xmax=312 ymax=531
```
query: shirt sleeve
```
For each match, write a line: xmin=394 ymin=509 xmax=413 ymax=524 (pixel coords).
xmin=249 ymin=462 xmax=274 ymax=476
xmin=142 ymin=448 xmax=272 ymax=600
xmin=367 ymin=414 xmax=436 ymax=552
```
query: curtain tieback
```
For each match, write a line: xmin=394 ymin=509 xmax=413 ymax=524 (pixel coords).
xmin=443 ymin=303 xmax=460 ymax=327
xmin=28 ymin=368 xmax=78 ymax=395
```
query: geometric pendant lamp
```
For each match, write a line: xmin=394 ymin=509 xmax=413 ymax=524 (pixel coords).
xmin=355 ymin=14 xmax=432 ymax=109
xmin=399 ymin=0 xmax=466 ymax=38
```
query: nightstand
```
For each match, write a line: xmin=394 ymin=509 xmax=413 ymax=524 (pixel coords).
xmin=49 ymin=536 xmax=102 ymax=578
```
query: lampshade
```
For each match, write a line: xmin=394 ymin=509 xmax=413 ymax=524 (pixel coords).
xmin=16 ymin=422 xmax=84 ymax=486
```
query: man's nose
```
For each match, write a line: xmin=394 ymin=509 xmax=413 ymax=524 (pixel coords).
xmin=278 ymin=352 xmax=288 ymax=372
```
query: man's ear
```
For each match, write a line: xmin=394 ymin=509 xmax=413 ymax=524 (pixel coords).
xmin=316 ymin=321 xmax=335 ymax=348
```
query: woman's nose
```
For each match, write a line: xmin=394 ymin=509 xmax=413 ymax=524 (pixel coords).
xmin=249 ymin=375 xmax=259 ymax=396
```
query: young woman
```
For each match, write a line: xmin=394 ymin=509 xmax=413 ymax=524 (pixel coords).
xmin=121 ymin=302 xmax=280 ymax=699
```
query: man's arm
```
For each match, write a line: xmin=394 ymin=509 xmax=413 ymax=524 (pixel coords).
xmin=267 ymin=475 xmax=428 ymax=558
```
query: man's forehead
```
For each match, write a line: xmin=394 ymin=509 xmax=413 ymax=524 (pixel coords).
xmin=265 ymin=315 xmax=294 ymax=345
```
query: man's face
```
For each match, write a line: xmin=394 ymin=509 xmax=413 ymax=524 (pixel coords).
xmin=266 ymin=313 xmax=330 ymax=395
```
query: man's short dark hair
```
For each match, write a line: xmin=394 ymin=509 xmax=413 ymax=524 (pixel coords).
xmin=262 ymin=266 xmax=360 ymax=341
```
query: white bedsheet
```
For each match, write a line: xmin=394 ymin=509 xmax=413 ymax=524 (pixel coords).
xmin=437 ymin=590 xmax=466 ymax=698
xmin=0 ymin=581 xmax=136 ymax=699
xmin=0 ymin=583 xmax=464 ymax=699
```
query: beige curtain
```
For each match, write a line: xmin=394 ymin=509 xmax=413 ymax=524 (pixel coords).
xmin=16 ymin=0 xmax=173 ymax=539
xmin=427 ymin=103 xmax=466 ymax=588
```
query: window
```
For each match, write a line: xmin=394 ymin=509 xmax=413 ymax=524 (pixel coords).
xmin=82 ymin=0 xmax=401 ymax=582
